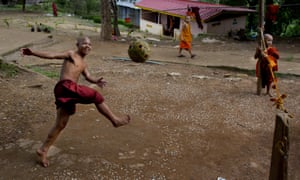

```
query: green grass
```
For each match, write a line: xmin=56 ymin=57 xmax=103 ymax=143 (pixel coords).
xmin=0 ymin=60 xmax=19 ymax=77
xmin=26 ymin=66 xmax=59 ymax=79
xmin=207 ymin=65 xmax=300 ymax=78
xmin=285 ymin=55 xmax=294 ymax=62
xmin=0 ymin=61 xmax=59 ymax=79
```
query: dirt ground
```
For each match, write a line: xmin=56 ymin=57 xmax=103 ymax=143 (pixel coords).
xmin=0 ymin=12 xmax=300 ymax=180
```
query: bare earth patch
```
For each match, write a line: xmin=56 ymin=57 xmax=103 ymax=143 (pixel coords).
xmin=0 ymin=12 xmax=299 ymax=179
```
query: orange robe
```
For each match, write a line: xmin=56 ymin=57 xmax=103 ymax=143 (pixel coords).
xmin=179 ymin=23 xmax=192 ymax=50
xmin=255 ymin=47 xmax=280 ymax=88
xmin=266 ymin=47 xmax=279 ymax=71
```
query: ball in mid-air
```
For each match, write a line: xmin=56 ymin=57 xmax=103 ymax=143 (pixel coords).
xmin=128 ymin=39 xmax=150 ymax=63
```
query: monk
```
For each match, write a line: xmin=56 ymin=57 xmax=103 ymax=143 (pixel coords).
xmin=52 ymin=2 xmax=57 ymax=17
xmin=255 ymin=33 xmax=280 ymax=96
xmin=178 ymin=16 xmax=196 ymax=58
xmin=20 ymin=36 xmax=130 ymax=167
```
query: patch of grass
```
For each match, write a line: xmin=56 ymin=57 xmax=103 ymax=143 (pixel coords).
xmin=285 ymin=55 xmax=294 ymax=62
xmin=208 ymin=65 xmax=300 ymax=78
xmin=207 ymin=65 xmax=256 ymax=76
xmin=81 ymin=15 xmax=101 ymax=24
xmin=118 ymin=19 xmax=134 ymax=29
xmin=3 ymin=18 xmax=10 ymax=28
xmin=26 ymin=66 xmax=59 ymax=79
xmin=197 ymin=33 xmax=209 ymax=39
xmin=0 ymin=60 xmax=19 ymax=77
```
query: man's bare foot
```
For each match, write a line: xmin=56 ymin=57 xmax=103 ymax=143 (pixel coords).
xmin=36 ymin=148 xmax=49 ymax=167
xmin=112 ymin=115 xmax=131 ymax=128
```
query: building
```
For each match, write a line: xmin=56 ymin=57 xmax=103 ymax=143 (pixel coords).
xmin=135 ymin=0 xmax=256 ymax=38
xmin=116 ymin=0 xmax=141 ymax=27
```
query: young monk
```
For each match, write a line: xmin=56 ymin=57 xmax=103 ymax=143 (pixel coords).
xmin=20 ymin=36 xmax=131 ymax=167
xmin=255 ymin=33 xmax=280 ymax=96
xmin=178 ymin=16 xmax=196 ymax=59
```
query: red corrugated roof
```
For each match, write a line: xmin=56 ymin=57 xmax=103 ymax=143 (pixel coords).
xmin=135 ymin=0 xmax=255 ymax=21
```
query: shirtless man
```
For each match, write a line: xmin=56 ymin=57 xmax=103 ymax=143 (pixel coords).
xmin=20 ymin=36 xmax=131 ymax=167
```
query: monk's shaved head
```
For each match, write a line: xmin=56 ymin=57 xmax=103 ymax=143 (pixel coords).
xmin=77 ymin=36 xmax=90 ymax=46
xmin=264 ymin=34 xmax=273 ymax=41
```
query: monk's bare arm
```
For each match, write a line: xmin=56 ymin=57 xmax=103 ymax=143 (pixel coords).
xmin=20 ymin=48 xmax=71 ymax=60
xmin=82 ymin=67 xmax=106 ymax=88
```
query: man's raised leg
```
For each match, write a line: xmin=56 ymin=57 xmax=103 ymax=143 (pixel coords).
xmin=95 ymin=102 xmax=130 ymax=127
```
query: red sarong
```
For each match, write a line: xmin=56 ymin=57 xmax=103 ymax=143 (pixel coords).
xmin=54 ymin=79 xmax=104 ymax=115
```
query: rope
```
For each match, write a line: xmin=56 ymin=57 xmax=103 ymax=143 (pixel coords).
xmin=260 ymin=29 xmax=293 ymax=118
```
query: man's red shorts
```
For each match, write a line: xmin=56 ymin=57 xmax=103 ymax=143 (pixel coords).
xmin=54 ymin=79 xmax=104 ymax=115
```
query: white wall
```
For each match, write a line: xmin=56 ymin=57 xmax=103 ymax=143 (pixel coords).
xmin=140 ymin=15 xmax=247 ymax=38
xmin=207 ymin=16 xmax=247 ymax=35
xmin=161 ymin=15 xmax=168 ymax=30
xmin=139 ymin=18 xmax=207 ymax=39
xmin=173 ymin=29 xmax=181 ymax=40
xmin=140 ymin=19 xmax=163 ymax=36
xmin=189 ymin=19 xmax=207 ymax=37
xmin=177 ymin=18 xmax=207 ymax=38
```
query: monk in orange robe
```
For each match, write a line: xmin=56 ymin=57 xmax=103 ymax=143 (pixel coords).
xmin=255 ymin=34 xmax=280 ymax=96
xmin=178 ymin=16 xmax=195 ymax=58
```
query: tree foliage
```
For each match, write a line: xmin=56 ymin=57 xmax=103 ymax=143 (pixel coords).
xmin=200 ymin=0 xmax=300 ymax=36
xmin=3 ymin=0 xmax=298 ymax=37
xmin=52 ymin=0 xmax=118 ymax=40
xmin=55 ymin=0 xmax=100 ymax=16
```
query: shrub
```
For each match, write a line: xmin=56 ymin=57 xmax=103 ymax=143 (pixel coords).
xmin=281 ymin=20 xmax=300 ymax=37
xmin=93 ymin=16 xmax=101 ymax=24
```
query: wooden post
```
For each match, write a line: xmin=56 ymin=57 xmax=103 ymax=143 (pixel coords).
xmin=256 ymin=60 xmax=262 ymax=95
xmin=257 ymin=0 xmax=265 ymax=95
xmin=269 ymin=113 xmax=289 ymax=180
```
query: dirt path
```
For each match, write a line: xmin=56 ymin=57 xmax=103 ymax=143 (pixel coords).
xmin=0 ymin=12 xmax=300 ymax=180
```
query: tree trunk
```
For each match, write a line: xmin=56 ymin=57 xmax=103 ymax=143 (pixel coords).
xmin=111 ymin=0 xmax=120 ymax=37
xmin=22 ymin=0 xmax=26 ymax=12
xmin=100 ymin=0 xmax=112 ymax=41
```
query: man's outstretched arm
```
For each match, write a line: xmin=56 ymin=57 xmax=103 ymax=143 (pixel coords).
xmin=20 ymin=48 xmax=70 ymax=60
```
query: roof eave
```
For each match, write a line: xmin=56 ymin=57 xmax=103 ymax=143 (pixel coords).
xmin=136 ymin=5 xmax=185 ymax=18
xmin=204 ymin=10 xmax=256 ymax=22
